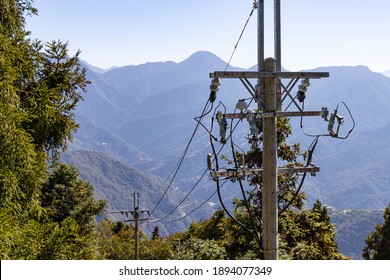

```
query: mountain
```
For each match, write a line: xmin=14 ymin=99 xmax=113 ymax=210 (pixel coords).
xmin=382 ymin=69 xmax=390 ymax=78
xmin=80 ymin=60 xmax=117 ymax=74
xmin=71 ymin=52 xmax=390 ymax=218
xmin=62 ymin=150 xmax=215 ymax=235
xmin=330 ymin=209 xmax=385 ymax=259
xmin=293 ymin=65 xmax=390 ymax=209
xmin=70 ymin=114 xmax=151 ymax=166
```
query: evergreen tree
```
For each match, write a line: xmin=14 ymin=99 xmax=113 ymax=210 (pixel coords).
xmin=0 ymin=0 xmax=103 ymax=259
xmin=362 ymin=203 xmax=390 ymax=260
xmin=41 ymin=164 xmax=106 ymax=235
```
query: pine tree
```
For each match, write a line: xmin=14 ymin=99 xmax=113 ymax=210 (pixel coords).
xmin=362 ymin=204 xmax=390 ymax=260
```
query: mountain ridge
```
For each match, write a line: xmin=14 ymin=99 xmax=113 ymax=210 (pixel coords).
xmin=72 ymin=51 xmax=390 ymax=212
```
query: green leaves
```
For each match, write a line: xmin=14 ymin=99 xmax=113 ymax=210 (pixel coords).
xmin=20 ymin=40 xmax=90 ymax=159
xmin=0 ymin=0 xmax=104 ymax=259
xmin=363 ymin=204 xmax=390 ymax=260
xmin=41 ymin=163 xmax=107 ymax=235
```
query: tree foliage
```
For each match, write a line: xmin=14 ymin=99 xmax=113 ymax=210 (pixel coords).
xmin=0 ymin=0 xmax=104 ymax=259
xmin=362 ymin=204 xmax=390 ymax=260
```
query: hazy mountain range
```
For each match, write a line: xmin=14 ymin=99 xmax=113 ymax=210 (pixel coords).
xmin=60 ymin=51 xmax=390 ymax=256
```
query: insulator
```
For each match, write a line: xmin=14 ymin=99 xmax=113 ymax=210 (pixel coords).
xmin=327 ymin=110 xmax=336 ymax=133
xmin=211 ymin=77 xmax=221 ymax=87
xmin=207 ymin=154 xmax=213 ymax=170
xmin=297 ymin=90 xmax=306 ymax=102
xmin=219 ymin=118 xmax=228 ymax=144
xmin=209 ymin=78 xmax=220 ymax=103
xmin=210 ymin=83 xmax=219 ymax=92
xmin=301 ymin=78 xmax=310 ymax=87
xmin=236 ymin=99 xmax=248 ymax=110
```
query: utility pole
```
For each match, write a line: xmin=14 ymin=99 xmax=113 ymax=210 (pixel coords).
xmin=133 ymin=192 xmax=139 ymax=260
xmin=262 ymin=57 xmax=278 ymax=260
xmin=127 ymin=192 xmax=150 ymax=260
xmin=115 ymin=192 xmax=150 ymax=260
xmin=208 ymin=0 xmax=330 ymax=260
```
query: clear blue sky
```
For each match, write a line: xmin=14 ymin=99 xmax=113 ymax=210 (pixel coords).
xmin=26 ymin=0 xmax=390 ymax=72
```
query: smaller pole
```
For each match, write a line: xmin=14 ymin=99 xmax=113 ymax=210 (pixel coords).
xmin=134 ymin=193 xmax=139 ymax=260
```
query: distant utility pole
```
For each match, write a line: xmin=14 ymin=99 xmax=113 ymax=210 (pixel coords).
xmin=209 ymin=0 xmax=329 ymax=260
xmin=117 ymin=192 xmax=150 ymax=260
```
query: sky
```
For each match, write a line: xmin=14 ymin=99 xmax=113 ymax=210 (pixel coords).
xmin=26 ymin=0 xmax=390 ymax=72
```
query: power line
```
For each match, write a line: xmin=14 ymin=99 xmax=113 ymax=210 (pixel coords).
xmin=164 ymin=180 xmax=228 ymax=224
xmin=225 ymin=1 xmax=257 ymax=71
xmin=149 ymin=100 xmax=211 ymax=216
xmin=148 ymin=2 xmax=256 ymax=221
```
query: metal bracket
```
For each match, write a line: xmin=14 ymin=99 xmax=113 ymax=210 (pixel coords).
xmin=210 ymin=71 xmax=329 ymax=79
xmin=219 ymin=108 xmax=328 ymax=120
xmin=210 ymin=166 xmax=320 ymax=180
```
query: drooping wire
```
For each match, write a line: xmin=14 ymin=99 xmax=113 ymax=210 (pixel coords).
xmin=229 ymin=115 xmax=261 ymax=243
xmin=164 ymin=180 xmax=228 ymax=224
xmin=210 ymin=121 xmax=261 ymax=245
xmin=300 ymin=101 xmax=355 ymax=139
xmin=278 ymin=135 xmax=320 ymax=216
xmin=150 ymin=168 xmax=209 ymax=223
xmin=150 ymin=102 xmax=247 ymax=223
xmin=150 ymin=100 xmax=211 ymax=216
xmin=149 ymin=1 xmax=258 ymax=223
xmin=335 ymin=101 xmax=355 ymax=140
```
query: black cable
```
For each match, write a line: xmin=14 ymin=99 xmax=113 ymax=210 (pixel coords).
xmin=229 ymin=117 xmax=261 ymax=242
xmin=300 ymin=101 xmax=355 ymax=139
xmin=278 ymin=136 xmax=320 ymax=216
xmin=164 ymin=180 xmax=228 ymax=224
xmin=150 ymin=100 xmax=211 ymax=216
xmin=335 ymin=101 xmax=355 ymax=140
xmin=150 ymin=168 xmax=209 ymax=223
xmin=210 ymin=127 xmax=260 ymax=244
xmin=150 ymin=103 xmax=247 ymax=222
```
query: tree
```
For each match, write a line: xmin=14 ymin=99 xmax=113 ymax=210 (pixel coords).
xmin=362 ymin=203 xmax=390 ymax=260
xmin=41 ymin=163 xmax=106 ymax=235
xmin=278 ymin=200 xmax=347 ymax=260
xmin=20 ymin=40 xmax=89 ymax=160
xmin=0 ymin=0 xmax=103 ymax=259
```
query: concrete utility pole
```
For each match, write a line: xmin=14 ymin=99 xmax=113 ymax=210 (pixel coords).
xmin=103 ymin=193 xmax=150 ymax=260
xmin=133 ymin=192 xmax=140 ymax=260
xmin=118 ymin=192 xmax=150 ymax=260
xmin=209 ymin=0 xmax=329 ymax=260
xmin=262 ymin=57 xmax=278 ymax=260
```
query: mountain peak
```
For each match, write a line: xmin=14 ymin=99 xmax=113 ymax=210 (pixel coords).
xmin=180 ymin=51 xmax=226 ymax=67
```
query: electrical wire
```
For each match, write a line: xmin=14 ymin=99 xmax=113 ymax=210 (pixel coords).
xmin=229 ymin=116 xmax=261 ymax=243
xmin=335 ymin=101 xmax=355 ymax=140
xmin=150 ymin=100 xmax=211 ymax=216
xmin=300 ymin=101 xmax=355 ymax=139
xmin=150 ymin=1 xmax=259 ymax=224
xmin=224 ymin=2 xmax=257 ymax=71
xmin=164 ymin=180 xmax=228 ymax=224
xmin=150 ymin=168 xmax=209 ymax=223
xmin=210 ymin=125 xmax=261 ymax=245
xmin=149 ymin=103 xmax=247 ymax=223
xmin=278 ymin=135 xmax=319 ymax=216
